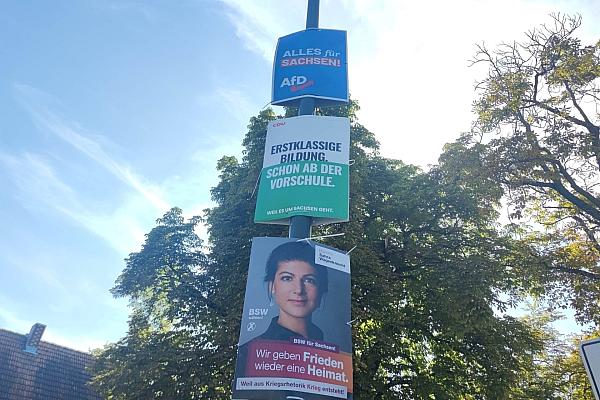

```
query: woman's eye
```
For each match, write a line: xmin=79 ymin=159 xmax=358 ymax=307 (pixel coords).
xmin=281 ymin=275 xmax=292 ymax=282
xmin=303 ymin=277 xmax=317 ymax=286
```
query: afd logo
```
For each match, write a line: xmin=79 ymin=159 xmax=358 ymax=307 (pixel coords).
xmin=280 ymin=76 xmax=315 ymax=92
xmin=249 ymin=308 xmax=269 ymax=317
xmin=280 ymin=75 xmax=307 ymax=87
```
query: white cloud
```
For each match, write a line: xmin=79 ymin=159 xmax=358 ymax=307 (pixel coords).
xmin=218 ymin=0 xmax=295 ymax=61
xmin=8 ymin=83 xmax=222 ymax=258
xmin=0 ymin=305 xmax=32 ymax=334
xmin=5 ymin=84 xmax=182 ymax=255
xmin=0 ymin=152 xmax=147 ymax=255
xmin=217 ymin=0 xmax=600 ymax=168
xmin=0 ymin=304 xmax=111 ymax=352
xmin=43 ymin=328 xmax=110 ymax=352
xmin=14 ymin=83 xmax=170 ymax=211
xmin=214 ymin=86 xmax=257 ymax=124
xmin=0 ymin=152 xmax=80 ymax=212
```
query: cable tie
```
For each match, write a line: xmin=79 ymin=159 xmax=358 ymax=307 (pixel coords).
xmin=296 ymin=232 xmax=345 ymax=242
xmin=248 ymin=174 xmax=260 ymax=200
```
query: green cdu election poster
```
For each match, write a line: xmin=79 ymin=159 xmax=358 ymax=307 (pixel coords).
xmin=254 ymin=116 xmax=350 ymax=225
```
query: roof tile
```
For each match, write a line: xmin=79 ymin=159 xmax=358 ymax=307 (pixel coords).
xmin=0 ymin=329 xmax=101 ymax=400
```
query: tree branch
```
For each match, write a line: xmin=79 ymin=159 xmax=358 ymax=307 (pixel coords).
xmin=571 ymin=214 xmax=600 ymax=253
xmin=563 ymin=80 xmax=600 ymax=169
xmin=525 ymin=98 xmax=589 ymax=129
xmin=518 ymin=177 xmax=600 ymax=222
xmin=545 ymin=264 xmax=600 ymax=281
xmin=548 ymin=158 xmax=600 ymax=209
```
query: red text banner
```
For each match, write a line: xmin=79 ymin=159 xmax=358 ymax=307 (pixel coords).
xmin=245 ymin=340 xmax=353 ymax=392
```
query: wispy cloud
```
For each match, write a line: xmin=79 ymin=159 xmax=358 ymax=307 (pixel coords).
xmin=217 ymin=0 xmax=600 ymax=168
xmin=4 ymin=84 xmax=176 ymax=255
xmin=214 ymin=86 xmax=257 ymax=123
xmin=44 ymin=328 xmax=110 ymax=352
xmin=7 ymin=83 xmax=220 ymax=253
xmin=0 ymin=304 xmax=113 ymax=352
xmin=0 ymin=152 xmax=80 ymax=215
xmin=0 ymin=152 xmax=146 ymax=254
xmin=218 ymin=0 xmax=294 ymax=61
xmin=14 ymin=83 xmax=169 ymax=211
xmin=0 ymin=305 xmax=32 ymax=334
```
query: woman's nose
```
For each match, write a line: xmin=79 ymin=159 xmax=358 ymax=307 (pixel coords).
xmin=293 ymin=279 xmax=305 ymax=294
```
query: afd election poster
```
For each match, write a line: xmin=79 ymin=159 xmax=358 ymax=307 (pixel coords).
xmin=233 ymin=237 xmax=353 ymax=400
xmin=254 ymin=116 xmax=350 ymax=225
xmin=272 ymin=29 xmax=348 ymax=106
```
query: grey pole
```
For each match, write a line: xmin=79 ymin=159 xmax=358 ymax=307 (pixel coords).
xmin=289 ymin=0 xmax=319 ymax=239
xmin=305 ymin=0 xmax=319 ymax=28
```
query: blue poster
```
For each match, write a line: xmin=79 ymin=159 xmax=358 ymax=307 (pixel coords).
xmin=272 ymin=29 xmax=348 ymax=107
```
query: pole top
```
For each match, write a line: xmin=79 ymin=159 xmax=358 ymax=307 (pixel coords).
xmin=306 ymin=0 xmax=319 ymax=29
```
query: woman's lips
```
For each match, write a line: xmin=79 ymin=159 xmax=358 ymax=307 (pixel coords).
xmin=289 ymin=299 xmax=307 ymax=305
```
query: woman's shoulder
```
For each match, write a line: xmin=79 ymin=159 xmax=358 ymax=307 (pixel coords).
xmin=240 ymin=317 xmax=324 ymax=345
xmin=307 ymin=321 xmax=324 ymax=341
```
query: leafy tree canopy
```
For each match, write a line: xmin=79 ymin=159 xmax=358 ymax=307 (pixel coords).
xmin=440 ymin=13 xmax=600 ymax=325
xmin=91 ymin=101 xmax=550 ymax=398
xmin=91 ymin=15 xmax=600 ymax=399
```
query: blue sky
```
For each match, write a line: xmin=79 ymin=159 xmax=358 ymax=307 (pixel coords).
xmin=1 ymin=0 xmax=599 ymax=351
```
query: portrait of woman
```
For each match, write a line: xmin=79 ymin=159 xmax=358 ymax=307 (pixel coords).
xmin=255 ymin=240 xmax=328 ymax=342
xmin=233 ymin=238 xmax=352 ymax=400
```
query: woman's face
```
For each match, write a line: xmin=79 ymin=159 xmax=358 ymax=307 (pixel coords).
xmin=272 ymin=260 xmax=320 ymax=320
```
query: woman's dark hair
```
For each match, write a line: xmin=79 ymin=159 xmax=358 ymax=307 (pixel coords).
xmin=265 ymin=241 xmax=329 ymax=296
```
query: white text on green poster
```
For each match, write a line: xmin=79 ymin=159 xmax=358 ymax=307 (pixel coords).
xmin=255 ymin=160 xmax=348 ymax=223
xmin=254 ymin=116 xmax=350 ymax=225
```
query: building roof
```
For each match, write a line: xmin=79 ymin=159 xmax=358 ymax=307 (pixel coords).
xmin=0 ymin=327 xmax=102 ymax=400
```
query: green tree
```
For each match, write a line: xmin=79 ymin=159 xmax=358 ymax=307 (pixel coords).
xmin=440 ymin=14 xmax=600 ymax=325
xmin=206 ymin=102 xmax=542 ymax=398
xmin=90 ymin=208 xmax=231 ymax=398
xmin=554 ymin=331 xmax=598 ymax=400
xmin=92 ymin=102 xmax=544 ymax=398
xmin=507 ymin=302 xmax=596 ymax=400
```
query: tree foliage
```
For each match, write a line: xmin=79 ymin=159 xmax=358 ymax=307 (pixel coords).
xmin=91 ymin=15 xmax=600 ymax=398
xmin=508 ymin=302 xmax=596 ymax=400
xmin=91 ymin=101 xmax=553 ymax=398
xmin=90 ymin=208 xmax=231 ymax=398
xmin=441 ymin=13 xmax=600 ymax=325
